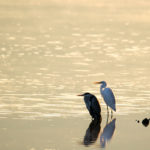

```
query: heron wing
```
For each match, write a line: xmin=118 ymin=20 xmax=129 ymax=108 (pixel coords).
xmin=91 ymin=95 xmax=101 ymax=116
xmin=84 ymin=96 xmax=91 ymax=112
xmin=84 ymin=95 xmax=101 ymax=118
xmin=101 ymin=87 xmax=116 ymax=111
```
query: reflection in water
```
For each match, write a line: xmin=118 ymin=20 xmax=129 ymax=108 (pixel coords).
xmin=100 ymin=118 xmax=116 ymax=148
xmin=83 ymin=117 xmax=102 ymax=146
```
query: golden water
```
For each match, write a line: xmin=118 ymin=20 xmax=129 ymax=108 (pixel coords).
xmin=0 ymin=0 xmax=150 ymax=149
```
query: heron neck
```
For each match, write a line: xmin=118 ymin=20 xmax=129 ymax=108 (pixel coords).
xmin=100 ymin=83 xmax=106 ymax=91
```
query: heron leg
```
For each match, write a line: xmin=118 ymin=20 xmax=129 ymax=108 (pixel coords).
xmin=111 ymin=110 xmax=113 ymax=119
xmin=106 ymin=106 xmax=109 ymax=124
xmin=107 ymin=105 xmax=109 ymax=114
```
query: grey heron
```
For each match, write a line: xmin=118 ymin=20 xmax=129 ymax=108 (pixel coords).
xmin=78 ymin=93 xmax=101 ymax=120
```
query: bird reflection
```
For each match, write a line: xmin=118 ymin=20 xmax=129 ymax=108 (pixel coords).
xmin=83 ymin=117 xmax=102 ymax=146
xmin=100 ymin=118 xmax=116 ymax=148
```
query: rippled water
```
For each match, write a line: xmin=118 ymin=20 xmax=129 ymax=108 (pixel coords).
xmin=0 ymin=0 xmax=150 ymax=150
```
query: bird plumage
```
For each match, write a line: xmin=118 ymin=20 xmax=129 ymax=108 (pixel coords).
xmin=78 ymin=93 xmax=101 ymax=119
xmin=95 ymin=81 xmax=116 ymax=112
xmin=101 ymin=87 xmax=116 ymax=111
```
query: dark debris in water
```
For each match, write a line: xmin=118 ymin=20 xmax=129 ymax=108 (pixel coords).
xmin=136 ymin=120 xmax=140 ymax=123
xmin=136 ymin=118 xmax=150 ymax=127
xmin=142 ymin=118 xmax=149 ymax=127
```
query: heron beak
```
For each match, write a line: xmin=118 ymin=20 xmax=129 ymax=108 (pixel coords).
xmin=77 ymin=94 xmax=84 ymax=96
xmin=93 ymin=81 xmax=101 ymax=84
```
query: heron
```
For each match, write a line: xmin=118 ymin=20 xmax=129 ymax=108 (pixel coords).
xmin=77 ymin=93 xmax=101 ymax=120
xmin=94 ymin=81 xmax=116 ymax=115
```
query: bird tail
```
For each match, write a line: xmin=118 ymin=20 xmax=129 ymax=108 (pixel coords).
xmin=112 ymin=104 xmax=116 ymax=112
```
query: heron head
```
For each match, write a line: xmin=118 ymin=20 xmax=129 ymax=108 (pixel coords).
xmin=94 ymin=81 xmax=106 ymax=85
xmin=77 ymin=92 xmax=90 ymax=96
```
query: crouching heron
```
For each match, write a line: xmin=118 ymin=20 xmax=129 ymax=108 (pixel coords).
xmin=78 ymin=93 xmax=101 ymax=120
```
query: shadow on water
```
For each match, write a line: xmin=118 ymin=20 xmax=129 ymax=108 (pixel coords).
xmin=83 ymin=116 xmax=102 ymax=146
xmin=100 ymin=118 xmax=116 ymax=148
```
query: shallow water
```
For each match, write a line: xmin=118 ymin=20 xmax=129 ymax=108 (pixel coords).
xmin=0 ymin=0 xmax=150 ymax=149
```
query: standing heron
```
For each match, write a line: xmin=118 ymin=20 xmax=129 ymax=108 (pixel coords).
xmin=94 ymin=81 xmax=116 ymax=115
xmin=77 ymin=93 xmax=101 ymax=120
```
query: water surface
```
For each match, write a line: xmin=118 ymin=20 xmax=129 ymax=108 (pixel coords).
xmin=0 ymin=0 xmax=150 ymax=150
